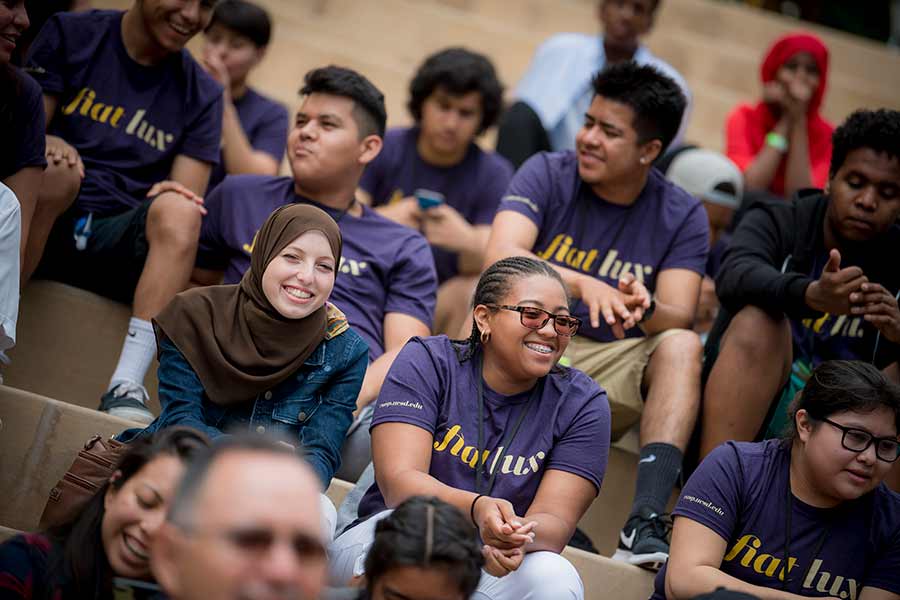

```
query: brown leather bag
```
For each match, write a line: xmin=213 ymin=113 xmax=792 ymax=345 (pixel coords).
xmin=39 ymin=434 xmax=129 ymax=530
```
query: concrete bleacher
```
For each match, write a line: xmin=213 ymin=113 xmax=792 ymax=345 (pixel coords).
xmin=0 ymin=385 xmax=141 ymax=531
xmin=0 ymin=385 xmax=654 ymax=598
xmin=91 ymin=0 xmax=900 ymax=153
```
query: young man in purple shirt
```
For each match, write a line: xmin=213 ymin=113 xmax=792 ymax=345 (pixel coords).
xmin=485 ymin=62 xmax=708 ymax=568
xmin=192 ymin=66 xmax=438 ymax=479
xmin=201 ymin=0 xmax=289 ymax=191
xmin=23 ymin=0 xmax=224 ymax=423
xmin=359 ymin=47 xmax=513 ymax=336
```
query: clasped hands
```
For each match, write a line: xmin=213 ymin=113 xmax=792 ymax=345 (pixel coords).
xmin=472 ymin=496 xmax=537 ymax=578
xmin=575 ymin=272 xmax=652 ymax=338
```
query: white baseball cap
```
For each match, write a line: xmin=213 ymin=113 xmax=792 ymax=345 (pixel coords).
xmin=667 ymin=149 xmax=743 ymax=209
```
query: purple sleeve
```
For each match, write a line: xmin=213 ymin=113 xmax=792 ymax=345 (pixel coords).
xmin=545 ymin=379 xmax=610 ymax=493
xmin=472 ymin=155 xmax=515 ymax=226
xmin=177 ymin=90 xmax=224 ymax=167
xmin=24 ymin=15 xmax=67 ymax=95
xmin=250 ymin=103 xmax=289 ymax=161
xmin=672 ymin=443 xmax=744 ymax=542
xmin=495 ymin=153 xmax=552 ymax=229
xmin=384 ymin=234 xmax=437 ymax=329
xmin=659 ymin=202 xmax=709 ymax=276
xmin=371 ymin=338 xmax=441 ymax=433
xmin=195 ymin=182 xmax=230 ymax=271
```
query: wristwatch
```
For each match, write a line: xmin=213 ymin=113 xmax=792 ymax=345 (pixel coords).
xmin=639 ymin=297 xmax=656 ymax=324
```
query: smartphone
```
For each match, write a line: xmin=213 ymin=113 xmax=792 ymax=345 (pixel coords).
xmin=415 ymin=189 xmax=445 ymax=210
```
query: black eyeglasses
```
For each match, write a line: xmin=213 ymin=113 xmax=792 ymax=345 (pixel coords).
xmin=821 ymin=417 xmax=900 ymax=463
xmin=488 ymin=305 xmax=581 ymax=336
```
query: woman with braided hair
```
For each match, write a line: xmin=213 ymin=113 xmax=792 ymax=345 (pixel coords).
xmin=330 ymin=256 xmax=611 ymax=599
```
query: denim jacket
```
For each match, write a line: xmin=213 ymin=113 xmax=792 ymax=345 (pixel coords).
xmin=119 ymin=313 xmax=368 ymax=487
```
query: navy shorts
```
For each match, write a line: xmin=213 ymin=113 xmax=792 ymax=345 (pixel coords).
xmin=35 ymin=199 xmax=154 ymax=304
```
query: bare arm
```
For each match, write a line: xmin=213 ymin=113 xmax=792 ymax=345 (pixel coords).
xmin=741 ymin=117 xmax=790 ymax=194
xmin=42 ymin=95 xmax=58 ymax=127
xmin=523 ymin=469 xmax=596 ymax=553
xmin=641 ymin=268 xmax=702 ymax=335
xmin=219 ymin=101 xmax=280 ymax=176
xmin=456 ymin=224 xmax=491 ymax=275
xmin=783 ymin=118 xmax=812 ymax=197
xmin=168 ymin=154 xmax=213 ymax=197
xmin=372 ymin=422 xmax=479 ymax=514
xmin=3 ymin=167 xmax=44 ymax=259
xmin=860 ymin=588 xmax=900 ymax=600
xmin=666 ymin=518 xmax=811 ymax=600
xmin=355 ymin=312 xmax=430 ymax=411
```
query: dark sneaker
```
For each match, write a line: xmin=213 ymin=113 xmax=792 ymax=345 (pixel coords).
xmin=99 ymin=382 xmax=154 ymax=424
xmin=611 ymin=506 xmax=672 ymax=571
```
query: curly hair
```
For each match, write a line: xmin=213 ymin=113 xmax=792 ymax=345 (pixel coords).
xmin=591 ymin=62 xmax=685 ymax=155
xmin=407 ymin=47 xmax=504 ymax=134
xmin=829 ymin=109 xmax=900 ymax=179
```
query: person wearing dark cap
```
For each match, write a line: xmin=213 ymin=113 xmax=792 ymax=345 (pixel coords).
xmin=201 ymin=0 xmax=289 ymax=191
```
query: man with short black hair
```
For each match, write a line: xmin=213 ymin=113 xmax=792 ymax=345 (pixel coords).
xmin=24 ymin=0 xmax=224 ymax=423
xmin=486 ymin=62 xmax=708 ymax=568
xmin=193 ymin=66 xmax=437 ymax=479
xmin=359 ymin=47 xmax=513 ymax=336
xmin=496 ymin=0 xmax=690 ymax=168
xmin=702 ymin=108 xmax=900 ymax=458
xmin=201 ymin=0 xmax=289 ymax=190
xmin=152 ymin=435 xmax=328 ymax=600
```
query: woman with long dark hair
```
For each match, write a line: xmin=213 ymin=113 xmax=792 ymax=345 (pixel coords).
xmin=656 ymin=360 xmax=900 ymax=600
xmin=330 ymin=256 xmax=611 ymax=599
xmin=0 ymin=427 xmax=209 ymax=599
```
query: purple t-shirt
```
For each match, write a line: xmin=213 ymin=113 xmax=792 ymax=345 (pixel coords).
xmin=197 ymin=175 xmax=437 ymax=360
xmin=0 ymin=68 xmax=47 ymax=181
xmin=651 ymin=440 xmax=900 ymax=600
xmin=356 ymin=335 xmax=611 ymax=520
xmin=208 ymin=87 xmax=289 ymax=190
xmin=360 ymin=127 xmax=514 ymax=282
xmin=498 ymin=151 xmax=709 ymax=342
xmin=26 ymin=10 xmax=223 ymax=216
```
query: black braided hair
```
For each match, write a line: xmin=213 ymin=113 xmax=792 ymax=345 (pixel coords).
xmin=364 ymin=496 xmax=483 ymax=597
xmin=453 ymin=256 xmax=567 ymax=362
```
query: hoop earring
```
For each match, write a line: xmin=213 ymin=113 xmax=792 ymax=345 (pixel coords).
xmin=480 ymin=330 xmax=491 ymax=344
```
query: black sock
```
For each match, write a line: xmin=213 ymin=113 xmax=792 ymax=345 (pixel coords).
xmin=629 ymin=442 xmax=683 ymax=518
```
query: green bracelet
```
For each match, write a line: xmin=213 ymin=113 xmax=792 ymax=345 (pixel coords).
xmin=765 ymin=131 xmax=789 ymax=152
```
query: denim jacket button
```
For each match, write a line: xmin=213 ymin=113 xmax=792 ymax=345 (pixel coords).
xmin=256 ymin=425 xmax=266 ymax=434
xmin=297 ymin=411 xmax=308 ymax=422
xmin=264 ymin=391 xmax=273 ymax=400
xmin=324 ymin=366 xmax=332 ymax=373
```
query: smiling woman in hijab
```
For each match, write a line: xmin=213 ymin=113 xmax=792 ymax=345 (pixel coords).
xmin=118 ymin=204 xmax=369 ymax=497
xmin=725 ymin=32 xmax=833 ymax=199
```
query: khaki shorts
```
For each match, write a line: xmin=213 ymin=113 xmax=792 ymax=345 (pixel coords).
xmin=563 ymin=329 xmax=684 ymax=440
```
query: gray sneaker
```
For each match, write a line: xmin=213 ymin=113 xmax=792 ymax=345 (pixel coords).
xmin=611 ymin=506 xmax=673 ymax=571
xmin=99 ymin=382 xmax=154 ymax=424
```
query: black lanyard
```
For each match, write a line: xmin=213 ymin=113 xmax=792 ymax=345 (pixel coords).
xmin=782 ymin=467 xmax=832 ymax=592
xmin=474 ymin=355 xmax=542 ymax=495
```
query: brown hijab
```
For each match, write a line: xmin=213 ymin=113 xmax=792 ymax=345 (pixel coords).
xmin=153 ymin=204 xmax=342 ymax=405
